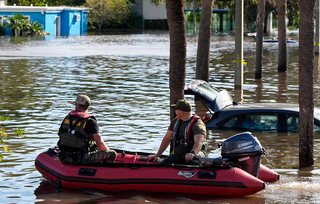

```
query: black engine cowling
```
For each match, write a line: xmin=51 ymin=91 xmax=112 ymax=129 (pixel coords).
xmin=221 ymin=132 xmax=265 ymax=177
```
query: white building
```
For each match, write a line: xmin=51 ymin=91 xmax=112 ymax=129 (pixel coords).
xmin=131 ymin=0 xmax=167 ymax=29
xmin=0 ymin=0 xmax=7 ymax=6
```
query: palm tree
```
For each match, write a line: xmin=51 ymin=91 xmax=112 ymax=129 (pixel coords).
xmin=166 ymin=0 xmax=187 ymax=120
xmin=267 ymin=0 xmax=287 ymax=72
xmin=255 ymin=0 xmax=266 ymax=79
xmin=196 ymin=0 xmax=214 ymax=82
xmin=298 ymin=0 xmax=316 ymax=169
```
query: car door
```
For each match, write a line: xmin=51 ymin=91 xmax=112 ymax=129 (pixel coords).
xmin=284 ymin=113 xmax=320 ymax=133
xmin=240 ymin=114 xmax=279 ymax=131
xmin=216 ymin=113 xmax=280 ymax=131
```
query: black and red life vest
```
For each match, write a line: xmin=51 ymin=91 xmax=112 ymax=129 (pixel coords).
xmin=58 ymin=110 xmax=96 ymax=153
xmin=171 ymin=115 xmax=200 ymax=155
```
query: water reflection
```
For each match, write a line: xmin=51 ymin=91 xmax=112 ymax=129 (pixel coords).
xmin=35 ymin=179 xmax=268 ymax=204
xmin=277 ymin=72 xmax=288 ymax=103
xmin=254 ymin=79 xmax=262 ymax=103
xmin=0 ymin=32 xmax=320 ymax=203
xmin=234 ymin=88 xmax=243 ymax=104
xmin=315 ymin=55 xmax=320 ymax=84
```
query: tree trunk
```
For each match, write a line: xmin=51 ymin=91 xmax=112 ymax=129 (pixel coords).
xmin=193 ymin=0 xmax=197 ymax=36
xmin=166 ymin=0 xmax=187 ymax=121
xmin=255 ymin=0 xmax=266 ymax=79
xmin=299 ymin=0 xmax=315 ymax=169
xmin=196 ymin=0 xmax=214 ymax=82
xmin=277 ymin=0 xmax=287 ymax=72
xmin=98 ymin=23 xmax=102 ymax=32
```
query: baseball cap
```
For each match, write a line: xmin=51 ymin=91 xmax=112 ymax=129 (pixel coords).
xmin=170 ymin=99 xmax=192 ymax=112
xmin=75 ymin=95 xmax=91 ymax=106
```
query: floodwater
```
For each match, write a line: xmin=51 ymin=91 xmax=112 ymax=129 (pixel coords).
xmin=0 ymin=30 xmax=320 ymax=203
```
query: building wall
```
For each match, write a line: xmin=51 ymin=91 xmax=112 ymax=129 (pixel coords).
xmin=81 ymin=11 xmax=88 ymax=35
xmin=45 ymin=12 xmax=60 ymax=36
xmin=131 ymin=0 xmax=167 ymax=29
xmin=61 ymin=11 xmax=70 ymax=36
xmin=0 ymin=11 xmax=44 ymax=24
xmin=0 ymin=11 xmax=45 ymax=35
xmin=0 ymin=6 xmax=89 ymax=36
xmin=132 ymin=0 xmax=166 ymax=20
xmin=71 ymin=11 xmax=82 ymax=36
xmin=142 ymin=0 xmax=166 ymax=20
xmin=0 ymin=0 xmax=7 ymax=6
xmin=131 ymin=0 xmax=143 ymax=16
xmin=60 ymin=10 xmax=82 ymax=36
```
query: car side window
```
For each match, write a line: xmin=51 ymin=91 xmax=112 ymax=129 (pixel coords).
xmin=241 ymin=114 xmax=278 ymax=131
xmin=220 ymin=117 xmax=239 ymax=128
xmin=286 ymin=114 xmax=320 ymax=132
xmin=286 ymin=115 xmax=299 ymax=132
xmin=315 ymin=124 xmax=320 ymax=133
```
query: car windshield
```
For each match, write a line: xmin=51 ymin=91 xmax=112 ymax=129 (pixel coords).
xmin=193 ymin=82 xmax=220 ymax=102
xmin=313 ymin=108 xmax=320 ymax=132
xmin=314 ymin=108 xmax=320 ymax=121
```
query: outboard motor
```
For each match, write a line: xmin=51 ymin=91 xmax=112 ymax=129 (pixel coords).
xmin=221 ymin=132 xmax=265 ymax=177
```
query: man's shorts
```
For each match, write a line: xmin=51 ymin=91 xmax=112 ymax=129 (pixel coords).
xmin=82 ymin=150 xmax=117 ymax=164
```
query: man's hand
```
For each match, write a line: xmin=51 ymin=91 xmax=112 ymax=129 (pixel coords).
xmin=185 ymin=152 xmax=195 ymax=161
xmin=146 ymin=154 xmax=159 ymax=162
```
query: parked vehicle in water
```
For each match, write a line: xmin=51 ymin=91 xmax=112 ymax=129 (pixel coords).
xmin=247 ymin=33 xmax=298 ymax=43
xmin=185 ymin=80 xmax=320 ymax=132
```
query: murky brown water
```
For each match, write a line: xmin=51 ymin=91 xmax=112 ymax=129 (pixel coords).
xmin=1 ymin=31 xmax=320 ymax=203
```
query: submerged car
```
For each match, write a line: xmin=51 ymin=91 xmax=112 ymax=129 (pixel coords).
xmin=185 ymin=80 xmax=320 ymax=132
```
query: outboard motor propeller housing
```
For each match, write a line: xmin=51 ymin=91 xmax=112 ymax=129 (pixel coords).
xmin=221 ymin=132 xmax=265 ymax=177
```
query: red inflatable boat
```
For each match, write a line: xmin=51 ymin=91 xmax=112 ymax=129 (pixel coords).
xmin=35 ymin=132 xmax=278 ymax=197
xmin=36 ymin=149 xmax=265 ymax=197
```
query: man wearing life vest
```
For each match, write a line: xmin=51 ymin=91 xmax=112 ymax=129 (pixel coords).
xmin=147 ymin=99 xmax=207 ymax=164
xmin=58 ymin=95 xmax=117 ymax=165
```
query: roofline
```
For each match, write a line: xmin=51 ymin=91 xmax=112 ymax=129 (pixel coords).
xmin=0 ymin=6 xmax=90 ymax=12
xmin=184 ymin=9 xmax=229 ymax=13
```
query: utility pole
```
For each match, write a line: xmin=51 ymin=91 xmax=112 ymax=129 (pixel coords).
xmin=234 ymin=0 xmax=244 ymax=103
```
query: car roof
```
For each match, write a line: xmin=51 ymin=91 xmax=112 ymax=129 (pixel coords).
xmin=185 ymin=80 xmax=320 ymax=122
xmin=225 ymin=103 xmax=299 ymax=111
xmin=222 ymin=103 xmax=320 ymax=121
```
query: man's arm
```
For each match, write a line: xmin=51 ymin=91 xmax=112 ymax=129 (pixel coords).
xmin=155 ymin=130 xmax=173 ymax=156
xmin=93 ymin=133 xmax=110 ymax=151
xmin=147 ymin=130 xmax=173 ymax=161
xmin=191 ymin=134 xmax=205 ymax=153
xmin=185 ymin=134 xmax=205 ymax=161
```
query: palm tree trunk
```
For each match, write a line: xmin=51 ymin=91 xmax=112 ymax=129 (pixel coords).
xmin=166 ymin=0 xmax=187 ymax=121
xmin=255 ymin=0 xmax=266 ymax=79
xmin=277 ymin=0 xmax=287 ymax=72
xmin=299 ymin=0 xmax=315 ymax=169
xmin=98 ymin=23 xmax=102 ymax=32
xmin=196 ymin=0 xmax=214 ymax=82
xmin=193 ymin=0 xmax=197 ymax=35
